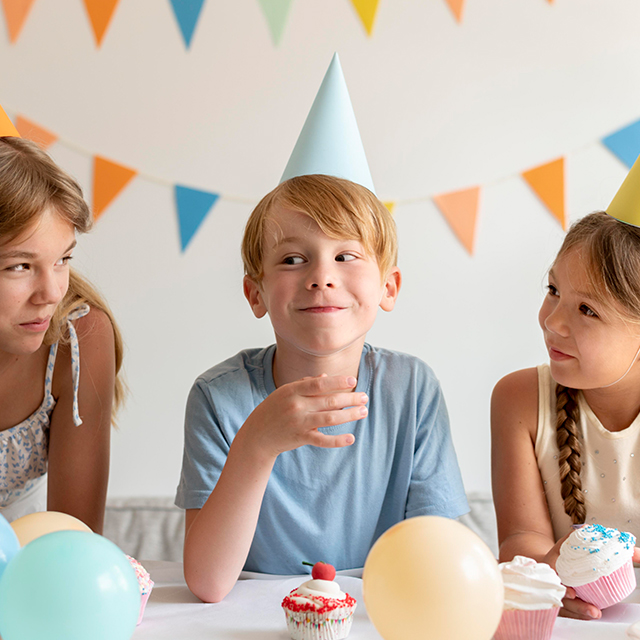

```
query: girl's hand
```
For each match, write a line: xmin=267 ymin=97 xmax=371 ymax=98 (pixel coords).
xmin=240 ymin=374 xmax=368 ymax=460
xmin=560 ymin=588 xmax=602 ymax=620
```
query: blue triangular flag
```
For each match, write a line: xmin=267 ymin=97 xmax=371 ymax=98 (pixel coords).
xmin=602 ymin=119 xmax=640 ymax=169
xmin=169 ymin=0 xmax=206 ymax=49
xmin=175 ymin=185 xmax=219 ymax=251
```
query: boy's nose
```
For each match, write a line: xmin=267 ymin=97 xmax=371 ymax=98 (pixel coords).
xmin=310 ymin=281 xmax=334 ymax=289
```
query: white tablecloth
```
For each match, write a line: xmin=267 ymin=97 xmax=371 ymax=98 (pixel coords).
xmin=134 ymin=562 xmax=640 ymax=639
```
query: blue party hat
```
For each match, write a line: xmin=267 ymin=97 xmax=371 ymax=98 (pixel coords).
xmin=280 ymin=53 xmax=375 ymax=194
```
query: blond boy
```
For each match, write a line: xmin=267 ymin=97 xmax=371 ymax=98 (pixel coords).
xmin=176 ymin=175 xmax=468 ymax=602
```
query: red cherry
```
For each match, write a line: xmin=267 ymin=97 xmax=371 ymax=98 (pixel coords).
xmin=311 ymin=561 xmax=336 ymax=581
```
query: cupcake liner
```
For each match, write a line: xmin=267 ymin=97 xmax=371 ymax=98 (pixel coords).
xmin=137 ymin=582 xmax=154 ymax=625
xmin=573 ymin=559 xmax=636 ymax=609
xmin=492 ymin=607 xmax=559 ymax=640
xmin=283 ymin=603 xmax=356 ymax=640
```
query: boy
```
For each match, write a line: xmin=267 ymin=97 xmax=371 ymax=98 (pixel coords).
xmin=175 ymin=55 xmax=468 ymax=603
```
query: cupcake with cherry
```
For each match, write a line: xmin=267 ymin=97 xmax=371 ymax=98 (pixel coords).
xmin=281 ymin=561 xmax=357 ymax=640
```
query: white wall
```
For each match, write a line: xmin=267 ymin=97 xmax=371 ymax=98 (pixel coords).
xmin=1 ymin=0 xmax=639 ymax=498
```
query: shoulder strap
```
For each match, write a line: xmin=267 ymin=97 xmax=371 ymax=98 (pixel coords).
xmin=65 ymin=304 xmax=90 ymax=426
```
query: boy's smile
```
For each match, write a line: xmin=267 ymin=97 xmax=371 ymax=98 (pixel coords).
xmin=244 ymin=205 xmax=400 ymax=370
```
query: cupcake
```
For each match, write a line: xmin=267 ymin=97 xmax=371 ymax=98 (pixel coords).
xmin=493 ymin=556 xmax=565 ymax=640
xmin=126 ymin=555 xmax=154 ymax=625
xmin=281 ymin=562 xmax=356 ymax=640
xmin=555 ymin=524 xmax=636 ymax=609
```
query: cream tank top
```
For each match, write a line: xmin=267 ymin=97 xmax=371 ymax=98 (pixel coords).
xmin=535 ymin=363 xmax=640 ymax=541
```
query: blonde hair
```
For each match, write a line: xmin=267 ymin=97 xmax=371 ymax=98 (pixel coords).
xmin=0 ymin=136 xmax=125 ymax=421
xmin=241 ymin=175 xmax=397 ymax=281
xmin=552 ymin=211 xmax=640 ymax=524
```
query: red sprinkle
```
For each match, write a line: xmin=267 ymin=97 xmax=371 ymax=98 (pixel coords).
xmin=282 ymin=589 xmax=357 ymax=615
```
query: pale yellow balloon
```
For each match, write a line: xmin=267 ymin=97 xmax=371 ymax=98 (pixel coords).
xmin=11 ymin=511 xmax=92 ymax=547
xmin=363 ymin=516 xmax=503 ymax=640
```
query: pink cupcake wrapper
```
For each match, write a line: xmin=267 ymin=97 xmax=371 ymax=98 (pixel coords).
xmin=137 ymin=586 xmax=153 ymax=626
xmin=492 ymin=607 xmax=559 ymax=640
xmin=573 ymin=560 xmax=636 ymax=609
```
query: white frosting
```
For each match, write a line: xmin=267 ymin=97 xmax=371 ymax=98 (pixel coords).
xmin=290 ymin=579 xmax=347 ymax=609
xmin=556 ymin=524 xmax=636 ymax=587
xmin=499 ymin=556 xmax=565 ymax=610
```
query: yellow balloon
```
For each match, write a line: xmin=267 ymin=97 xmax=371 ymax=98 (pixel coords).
xmin=11 ymin=511 xmax=92 ymax=547
xmin=363 ymin=516 xmax=503 ymax=640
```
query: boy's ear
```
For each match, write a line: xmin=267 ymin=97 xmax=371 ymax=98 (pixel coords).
xmin=243 ymin=275 xmax=268 ymax=318
xmin=379 ymin=266 xmax=401 ymax=312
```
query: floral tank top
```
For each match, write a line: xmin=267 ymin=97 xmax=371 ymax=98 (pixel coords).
xmin=0 ymin=305 xmax=89 ymax=511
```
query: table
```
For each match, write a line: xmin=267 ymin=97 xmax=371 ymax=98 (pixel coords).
xmin=133 ymin=562 xmax=640 ymax=639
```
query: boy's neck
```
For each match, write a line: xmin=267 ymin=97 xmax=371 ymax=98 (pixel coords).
xmin=272 ymin=338 xmax=366 ymax=387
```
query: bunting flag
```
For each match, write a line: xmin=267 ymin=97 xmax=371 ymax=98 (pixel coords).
xmin=81 ymin=0 xmax=120 ymax=47
xmin=433 ymin=186 xmax=480 ymax=255
xmin=444 ymin=0 xmax=465 ymax=23
xmin=175 ymin=185 xmax=219 ymax=251
xmin=257 ymin=0 xmax=293 ymax=46
xmin=383 ymin=201 xmax=396 ymax=215
xmin=15 ymin=115 xmax=57 ymax=148
xmin=168 ymin=0 xmax=206 ymax=49
xmin=1 ymin=0 xmax=36 ymax=42
xmin=521 ymin=157 xmax=566 ymax=230
xmin=92 ymin=156 xmax=137 ymax=220
xmin=349 ymin=0 xmax=379 ymax=36
xmin=0 ymin=104 xmax=20 ymax=137
xmin=602 ymin=119 xmax=640 ymax=169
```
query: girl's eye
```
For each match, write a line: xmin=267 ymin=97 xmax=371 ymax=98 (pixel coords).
xmin=283 ymin=256 xmax=304 ymax=265
xmin=335 ymin=253 xmax=356 ymax=262
xmin=7 ymin=263 xmax=29 ymax=272
xmin=56 ymin=255 xmax=73 ymax=266
xmin=580 ymin=304 xmax=598 ymax=318
xmin=546 ymin=284 xmax=558 ymax=296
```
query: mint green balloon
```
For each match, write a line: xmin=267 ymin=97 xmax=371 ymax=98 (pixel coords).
xmin=0 ymin=530 xmax=140 ymax=640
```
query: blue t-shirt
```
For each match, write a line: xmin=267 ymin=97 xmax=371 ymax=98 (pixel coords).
xmin=175 ymin=343 xmax=469 ymax=574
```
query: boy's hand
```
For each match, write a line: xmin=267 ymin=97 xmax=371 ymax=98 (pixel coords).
xmin=241 ymin=374 xmax=368 ymax=458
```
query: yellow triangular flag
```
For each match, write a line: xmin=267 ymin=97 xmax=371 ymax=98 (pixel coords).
xmin=82 ymin=0 xmax=120 ymax=46
xmin=433 ymin=186 xmax=480 ymax=255
xmin=0 ymin=105 xmax=20 ymax=137
xmin=607 ymin=154 xmax=640 ymax=227
xmin=1 ymin=0 xmax=36 ymax=43
xmin=15 ymin=115 xmax=57 ymax=149
xmin=92 ymin=156 xmax=136 ymax=220
xmin=522 ymin=157 xmax=566 ymax=230
xmin=383 ymin=201 xmax=395 ymax=215
xmin=349 ymin=0 xmax=379 ymax=36
xmin=444 ymin=0 xmax=465 ymax=23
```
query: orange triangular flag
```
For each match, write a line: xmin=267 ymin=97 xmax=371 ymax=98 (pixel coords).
xmin=92 ymin=156 xmax=136 ymax=220
xmin=1 ymin=0 xmax=36 ymax=42
xmin=433 ymin=186 xmax=480 ymax=255
xmin=81 ymin=0 xmax=119 ymax=46
xmin=0 ymin=105 xmax=20 ymax=137
xmin=444 ymin=0 xmax=465 ymax=22
xmin=383 ymin=201 xmax=396 ymax=215
xmin=15 ymin=115 xmax=57 ymax=149
xmin=349 ymin=0 xmax=379 ymax=36
xmin=522 ymin=157 xmax=566 ymax=229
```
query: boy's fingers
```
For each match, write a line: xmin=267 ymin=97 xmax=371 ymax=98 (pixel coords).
xmin=309 ymin=392 xmax=368 ymax=412
xmin=297 ymin=374 xmax=357 ymax=396
xmin=308 ymin=406 xmax=368 ymax=429
xmin=306 ymin=431 xmax=355 ymax=449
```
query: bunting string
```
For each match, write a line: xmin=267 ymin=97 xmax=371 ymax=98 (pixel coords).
xmin=7 ymin=107 xmax=639 ymax=255
xmin=0 ymin=0 xmax=558 ymax=49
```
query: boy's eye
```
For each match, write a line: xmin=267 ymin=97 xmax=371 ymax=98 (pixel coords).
xmin=283 ymin=256 xmax=304 ymax=265
xmin=546 ymin=284 xmax=558 ymax=296
xmin=335 ymin=253 xmax=356 ymax=262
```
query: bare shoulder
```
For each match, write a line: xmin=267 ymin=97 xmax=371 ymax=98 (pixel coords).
xmin=491 ymin=368 xmax=539 ymax=440
xmin=73 ymin=307 xmax=115 ymax=347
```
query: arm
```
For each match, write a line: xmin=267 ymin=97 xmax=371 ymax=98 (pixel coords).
xmin=183 ymin=374 xmax=368 ymax=603
xmin=491 ymin=369 xmax=600 ymax=620
xmin=47 ymin=308 xmax=114 ymax=534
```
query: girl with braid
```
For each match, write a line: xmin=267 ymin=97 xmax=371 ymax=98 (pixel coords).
xmin=492 ymin=210 xmax=640 ymax=620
